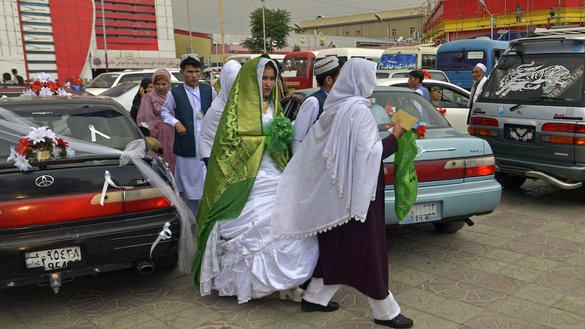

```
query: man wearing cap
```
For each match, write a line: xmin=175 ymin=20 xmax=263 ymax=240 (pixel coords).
xmin=468 ymin=63 xmax=488 ymax=109
xmin=292 ymin=56 xmax=342 ymax=154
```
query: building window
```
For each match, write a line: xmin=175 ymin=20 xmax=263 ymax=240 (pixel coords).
xmin=391 ymin=29 xmax=397 ymax=37
xmin=410 ymin=27 xmax=415 ymax=35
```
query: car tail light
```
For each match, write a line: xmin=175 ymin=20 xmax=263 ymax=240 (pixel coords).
xmin=384 ymin=155 xmax=496 ymax=185
xmin=541 ymin=123 xmax=585 ymax=145
xmin=0 ymin=187 xmax=172 ymax=228
xmin=468 ymin=117 xmax=498 ymax=137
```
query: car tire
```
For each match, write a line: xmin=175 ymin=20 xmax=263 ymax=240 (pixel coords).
xmin=152 ymin=250 xmax=178 ymax=269
xmin=433 ymin=221 xmax=465 ymax=233
xmin=496 ymin=173 xmax=526 ymax=190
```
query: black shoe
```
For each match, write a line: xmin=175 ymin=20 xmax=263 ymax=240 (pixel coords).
xmin=300 ymin=299 xmax=339 ymax=312
xmin=374 ymin=314 xmax=414 ymax=328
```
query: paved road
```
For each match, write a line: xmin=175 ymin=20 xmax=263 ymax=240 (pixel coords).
xmin=2 ymin=179 xmax=585 ymax=329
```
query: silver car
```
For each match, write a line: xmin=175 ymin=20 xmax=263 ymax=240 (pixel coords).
xmin=283 ymin=86 xmax=501 ymax=233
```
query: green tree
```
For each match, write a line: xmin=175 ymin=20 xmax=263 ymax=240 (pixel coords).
xmin=241 ymin=7 xmax=292 ymax=53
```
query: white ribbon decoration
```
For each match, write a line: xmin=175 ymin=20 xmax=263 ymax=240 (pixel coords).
xmin=0 ymin=107 xmax=196 ymax=274
xmin=99 ymin=170 xmax=134 ymax=206
xmin=150 ymin=221 xmax=172 ymax=263
xmin=88 ymin=124 xmax=111 ymax=142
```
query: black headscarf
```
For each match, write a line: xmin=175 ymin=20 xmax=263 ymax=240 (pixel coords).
xmin=130 ymin=78 xmax=152 ymax=122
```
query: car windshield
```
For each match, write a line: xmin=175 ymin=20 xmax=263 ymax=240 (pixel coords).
xmin=371 ymin=90 xmax=450 ymax=129
xmin=87 ymin=74 xmax=119 ymax=88
xmin=100 ymin=83 xmax=137 ymax=97
xmin=481 ymin=53 xmax=584 ymax=105
xmin=0 ymin=103 xmax=141 ymax=164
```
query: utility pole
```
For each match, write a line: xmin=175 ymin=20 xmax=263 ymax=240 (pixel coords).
xmin=220 ymin=0 xmax=225 ymax=63
xmin=262 ymin=0 xmax=267 ymax=53
xmin=187 ymin=0 xmax=193 ymax=53
xmin=100 ymin=0 xmax=108 ymax=72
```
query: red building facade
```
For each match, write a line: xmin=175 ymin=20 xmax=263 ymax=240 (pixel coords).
xmin=424 ymin=0 xmax=585 ymax=42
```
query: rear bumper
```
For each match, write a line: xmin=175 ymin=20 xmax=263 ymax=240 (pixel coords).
xmin=0 ymin=210 xmax=180 ymax=289
xmin=496 ymin=156 xmax=585 ymax=189
xmin=384 ymin=179 xmax=502 ymax=225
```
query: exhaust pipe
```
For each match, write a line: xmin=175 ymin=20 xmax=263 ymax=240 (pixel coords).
xmin=136 ymin=261 xmax=155 ymax=275
xmin=463 ymin=218 xmax=475 ymax=226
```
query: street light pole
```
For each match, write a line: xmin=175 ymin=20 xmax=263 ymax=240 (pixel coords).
xmin=374 ymin=13 xmax=390 ymax=46
xmin=261 ymin=0 xmax=267 ymax=53
xmin=100 ymin=0 xmax=109 ymax=72
xmin=478 ymin=0 xmax=494 ymax=40
xmin=219 ymin=0 xmax=225 ymax=62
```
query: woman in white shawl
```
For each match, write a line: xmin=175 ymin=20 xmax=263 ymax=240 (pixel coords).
xmin=271 ymin=58 xmax=413 ymax=328
xmin=198 ymin=60 xmax=241 ymax=161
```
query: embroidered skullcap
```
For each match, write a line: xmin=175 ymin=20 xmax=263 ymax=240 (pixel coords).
xmin=314 ymin=56 xmax=340 ymax=76
xmin=475 ymin=63 xmax=487 ymax=73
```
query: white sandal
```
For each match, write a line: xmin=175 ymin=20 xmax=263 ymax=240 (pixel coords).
xmin=278 ymin=287 xmax=305 ymax=303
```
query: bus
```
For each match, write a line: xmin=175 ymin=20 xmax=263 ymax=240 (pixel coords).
xmin=282 ymin=48 xmax=383 ymax=92
xmin=435 ymin=38 xmax=509 ymax=90
xmin=378 ymin=44 xmax=438 ymax=71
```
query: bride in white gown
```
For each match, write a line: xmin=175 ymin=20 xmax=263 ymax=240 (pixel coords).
xmin=194 ymin=56 xmax=318 ymax=304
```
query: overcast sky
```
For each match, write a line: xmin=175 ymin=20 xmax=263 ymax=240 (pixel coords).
xmin=172 ymin=0 xmax=427 ymax=34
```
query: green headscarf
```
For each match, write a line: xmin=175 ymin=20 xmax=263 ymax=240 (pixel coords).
xmin=193 ymin=56 xmax=289 ymax=283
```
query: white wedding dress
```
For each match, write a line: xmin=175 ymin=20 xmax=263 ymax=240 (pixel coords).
xmin=199 ymin=106 xmax=318 ymax=304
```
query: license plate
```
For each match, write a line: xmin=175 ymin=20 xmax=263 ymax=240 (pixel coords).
xmin=505 ymin=124 xmax=535 ymax=143
xmin=399 ymin=202 xmax=441 ymax=224
xmin=25 ymin=247 xmax=82 ymax=271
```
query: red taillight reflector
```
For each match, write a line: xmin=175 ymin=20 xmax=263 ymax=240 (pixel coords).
xmin=383 ymin=156 xmax=495 ymax=185
xmin=0 ymin=188 xmax=172 ymax=228
xmin=470 ymin=117 xmax=498 ymax=127
xmin=469 ymin=127 xmax=498 ymax=137
xmin=542 ymin=122 xmax=576 ymax=133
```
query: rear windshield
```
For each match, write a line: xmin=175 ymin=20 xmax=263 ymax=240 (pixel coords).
xmin=437 ymin=51 xmax=485 ymax=71
xmin=481 ymin=53 xmax=585 ymax=106
xmin=0 ymin=104 xmax=141 ymax=163
xmin=87 ymin=74 xmax=119 ymax=88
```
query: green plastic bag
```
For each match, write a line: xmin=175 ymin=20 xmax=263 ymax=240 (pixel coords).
xmin=394 ymin=130 xmax=418 ymax=220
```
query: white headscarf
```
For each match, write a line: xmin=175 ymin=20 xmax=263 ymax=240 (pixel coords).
xmin=271 ymin=58 xmax=382 ymax=237
xmin=197 ymin=60 xmax=242 ymax=158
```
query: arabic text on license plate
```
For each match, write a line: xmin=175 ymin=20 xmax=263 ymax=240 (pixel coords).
xmin=25 ymin=247 xmax=82 ymax=271
xmin=400 ymin=202 xmax=440 ymax=224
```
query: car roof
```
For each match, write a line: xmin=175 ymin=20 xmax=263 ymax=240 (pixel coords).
xmin=291 ymin=85 xmax=418 ymax=97
xmin=0 ymin=95 xmax=126 ymax=109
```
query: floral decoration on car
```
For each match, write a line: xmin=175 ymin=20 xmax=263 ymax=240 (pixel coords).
xmin=437 ymin=108 xmax=447 ymax=116
xmin=20 ymin=72 xmax=68 ymax=97
xmin=67 ymin=78 xmax=86 ymax=93
xmin=420 ymin=69 xmax=433 ymax=80
xmin=7 ymin=126 xmax=75 ymax=171
xmin=413 ymin=122 xmax=427 ymax=139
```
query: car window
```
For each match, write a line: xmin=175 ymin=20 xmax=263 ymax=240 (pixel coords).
xmin=371 ymin=90 xmax=449 ymax=128
xmin=87 ymin=74 xmax=119 ymax=88
xmin=0 ymin=104 xmax=141 ymax=163
xmin=171 ymin=71 xmax=185 ymax=82
xmin=433 ymin=86 xmax=469 ymax=108
xmin=100 ymin=83 xmax=138 ymax=97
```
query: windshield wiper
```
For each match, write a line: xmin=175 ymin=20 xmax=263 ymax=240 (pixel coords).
xmin=509 ymin=96 xmax=567 ymax=111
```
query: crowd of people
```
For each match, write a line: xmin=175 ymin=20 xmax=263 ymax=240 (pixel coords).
xmin=127 ymin=55 xmax=423 ymax=328
xmin=1 ymin=69 xmax=25 ymax=85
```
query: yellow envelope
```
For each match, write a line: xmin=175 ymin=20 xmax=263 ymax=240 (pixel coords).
xmin=391 ymin=110 xmax=418 ymax=130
